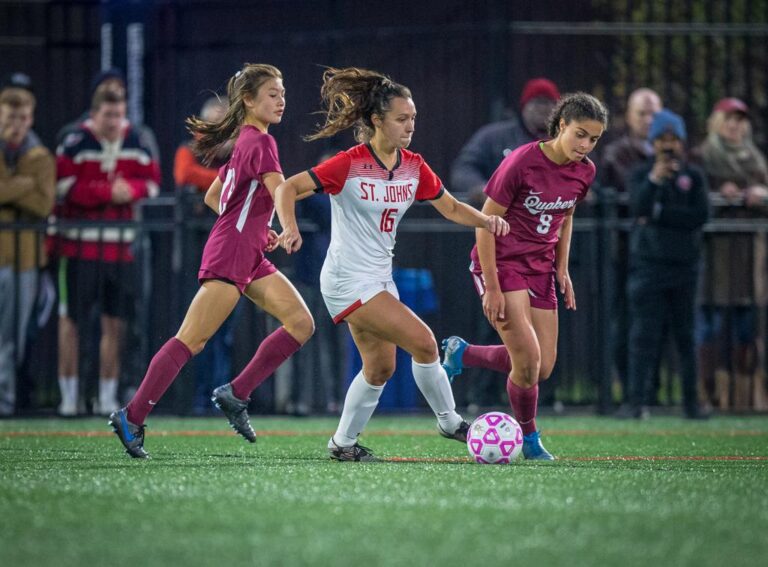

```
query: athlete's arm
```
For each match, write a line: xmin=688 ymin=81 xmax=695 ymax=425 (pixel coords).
xmin=476 ymin=197 xmax=507 ymax=324
xmin=555 ymin=207 xmax=576 ymax=310
xmin=203 ymin=177 xmax=223 ymax=214
xmin=274 ymin=171 xmax=318 ymax=254
xmin=430 ymin=189 xmax=509 ymax=237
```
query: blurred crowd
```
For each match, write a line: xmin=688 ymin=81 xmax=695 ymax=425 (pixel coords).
xmin=1 ymin=69 xmax=766 ymax=417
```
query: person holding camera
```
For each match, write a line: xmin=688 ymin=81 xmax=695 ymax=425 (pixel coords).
xmin=622 ymin=109 xmax=710 ymax=419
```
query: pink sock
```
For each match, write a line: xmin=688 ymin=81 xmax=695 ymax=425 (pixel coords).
xmin=230 ymin=327 xmax=302 ymax=400
xmin=506 ymin=380 xmax=538 ymax=435
xmin=463 ymin=345 xmax=511 ymax=374
xmin=127 ymin=338 xmax=192 ymax=425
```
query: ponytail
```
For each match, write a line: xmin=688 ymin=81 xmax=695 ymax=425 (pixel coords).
xmin=187 ymin=63 xmax=282 ymax=165
xmin=305 ymin=67 xmax=411 ymax=143
xmin=546 ymin=92 xmax=609 ymax=138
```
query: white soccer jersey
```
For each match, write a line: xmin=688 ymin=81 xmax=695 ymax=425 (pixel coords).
xmin=309 ymin=143 xmax=444 ymax=294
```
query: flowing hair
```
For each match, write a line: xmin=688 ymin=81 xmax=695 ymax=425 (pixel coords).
xmin=187 ymin=63 xmax=282 ymax=165
xmin=546 ymin=92 xmax=609 ymax=138
xmin=305 ymin=67 xmax=412 ymax=143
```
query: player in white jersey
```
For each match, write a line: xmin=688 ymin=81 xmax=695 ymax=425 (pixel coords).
xmin=275 ymin=67 xmax=509 ymax=461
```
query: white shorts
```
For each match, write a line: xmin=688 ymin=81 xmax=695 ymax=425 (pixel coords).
xmin=321 ymin=279 xmax=399 ymax=324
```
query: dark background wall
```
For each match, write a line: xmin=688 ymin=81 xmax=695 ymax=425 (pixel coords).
xmin=4 ymin=0 xmax=766 ymax=190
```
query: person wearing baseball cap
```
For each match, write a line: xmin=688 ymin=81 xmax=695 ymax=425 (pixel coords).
xmin=621 ymin=108 xmax=710 ymax=421
xmin=450 ymin=77 xmax=560 ymax=206
xmin=692 ymin=96 xmax=768 ymax=412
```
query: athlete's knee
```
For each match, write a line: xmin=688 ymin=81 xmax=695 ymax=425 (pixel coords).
xmin=176 ymin=334 xmax=205 ymax=356
xmin=408 ymin=331 xmax=439 ymax=363
xmin=364 ymin=363 xmax=395 ymax=386
xmin=513 ymin=352 xmax=541 ymax=386
xmin=285 ymin=311 xmax=315 ymax=344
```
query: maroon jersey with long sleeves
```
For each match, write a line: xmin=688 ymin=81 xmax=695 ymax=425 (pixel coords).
xmin=199 ymin=126 xmax=282 ymax=286
xmin=470 ymin=141 xmax=595 ymax=274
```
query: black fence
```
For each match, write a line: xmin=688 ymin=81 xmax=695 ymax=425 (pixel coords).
xmin=2 ymin=191 xmax=767 ymax=415
xmin=2 ymin=1 xmax=767 ymax=188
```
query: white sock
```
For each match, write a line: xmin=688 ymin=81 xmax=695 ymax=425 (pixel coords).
xmin=99 ymin=378 xmax=118 ymax=407
xmin=412 ymin=358 xmax=463 ymax=433
xmin=58 ymin=376 xmax=77 ymax=405
xmin=330 ymin=371 xmax=384 ymax=447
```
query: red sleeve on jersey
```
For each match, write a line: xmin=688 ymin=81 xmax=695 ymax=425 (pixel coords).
xmin=414 ymin=159 xmax=444 ymax=201
xmin=309 ymin=152 xmax=352 ymax=195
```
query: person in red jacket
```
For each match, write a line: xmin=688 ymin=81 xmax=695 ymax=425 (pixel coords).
xmin=173 ymin=97 xmax=228 ymax=192
xmin=55 ymin=88 xmax=160 ymax=416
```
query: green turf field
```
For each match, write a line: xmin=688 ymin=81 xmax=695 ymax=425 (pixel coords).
xmin=1 ymin=415 xmax=767 ymax=567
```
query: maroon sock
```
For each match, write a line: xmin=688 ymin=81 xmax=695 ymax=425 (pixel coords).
xmin=230 ymin=327 xmax=303 ymax=400
xmin=463 ymin=344 xmax=511 ymax=374
xmin=506 ymin=380 xmax=538 ymax=435
xmin=127 ymin=337 xmax=192 ymax=425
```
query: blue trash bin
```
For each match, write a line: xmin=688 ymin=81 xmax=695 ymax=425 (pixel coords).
xmin=344 ymin=269 xmax=438 ymax=410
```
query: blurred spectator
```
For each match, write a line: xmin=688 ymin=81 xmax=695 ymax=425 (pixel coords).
xmin=622 ymin=109 xmax=710 ymax=419
xmin=55 ymin=89 xmax=160 ymax=415
xmin=692 ymin=97 xmax=768 ymax=411
xmin=450 ymin=78 xmax=560 ymax=205
xmin=0 ymin=85 xmax=55 ymax=415
xmin=174 ymin=97 xmax=228 ymax=192
xmin=598 ymin=88 xmax=663 ymax=406
xmin=57 ymin=68 xmax=160 ymax=162
xmin=599 ymin=88 xmax=662 ymax=192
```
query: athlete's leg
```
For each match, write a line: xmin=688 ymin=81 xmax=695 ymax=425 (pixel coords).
xmin=493 ymin=290 xmax=541 ymax=434
xmin=98 ymin=314 xmax=125 ymax=414
xmin=345 ymin=292 xmax=464 ymax=435
xmin=126 ymin=280 xmax=240 ymax=424
xmin=330 ymin=323 xmax=394 ymax=451
xmin=531 ymin=306 xmax=558 ymax=381
xmin=228 ymin=271 xmax=314 ymax=399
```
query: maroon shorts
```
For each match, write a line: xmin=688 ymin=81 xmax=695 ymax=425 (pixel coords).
xmin=470 ymin=264 xmax=557 ymax=310
xmin=199 ymin=256 xmax=277 ymax=295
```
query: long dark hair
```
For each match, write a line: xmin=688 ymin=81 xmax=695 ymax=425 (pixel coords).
xmin=305 ymin=67 xmax=412 ymax=143
xmin=187 ymin=63 xmax=282 ymax=164
xmin=546 ymin=92 xmax=609 ymax=138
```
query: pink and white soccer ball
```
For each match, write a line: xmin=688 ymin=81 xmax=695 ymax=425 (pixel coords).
xmin=466 ymin=411 xmax=524 ymax=464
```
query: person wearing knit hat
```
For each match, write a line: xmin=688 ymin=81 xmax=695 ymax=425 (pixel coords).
xmin=621 ymin=108 xmax=711 ymax=420
xmin=450 ymin=77 xmax=561 ymax=207
xmin=599 ymin=89 xmax=663 ymax=412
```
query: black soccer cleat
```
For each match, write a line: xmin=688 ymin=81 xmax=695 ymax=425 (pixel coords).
xmin=328 ymin=438 xmax=378 ymax=462
xmin=211 ymin=383 xmax=256 ymax=443
xmin=109 ymin=408 xmax=149 ymax=459
xmin=438 ymin=419 xmax=470 ymax=443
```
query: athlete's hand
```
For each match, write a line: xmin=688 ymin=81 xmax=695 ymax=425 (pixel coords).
xmin=482 ymin=288 xmax=506 ymax=325
xmin=484 ymin=215 xmax=509 ymax=237
xmin=265 ymin=229 xmax=279 ymax=252
xmin=278 ymin=224 xmax=303 ymax=254
xmin=557 ymin=270 xmax=576 ymax=310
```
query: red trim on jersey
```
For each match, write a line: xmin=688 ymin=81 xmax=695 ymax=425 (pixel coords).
xmin=333 ymin=299 xmax=363 ymax=324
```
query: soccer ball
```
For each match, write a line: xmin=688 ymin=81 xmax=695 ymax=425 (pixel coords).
xmin=466 ymin=411 xmax=523 ymax=464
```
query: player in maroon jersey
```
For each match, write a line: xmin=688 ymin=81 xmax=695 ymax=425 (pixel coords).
xmin=110 ymin=64 xmax=314 ymax=458
xmin=274 ymin=67 xmax=509 ymax=461
xmin=442 ymin=92 xmax=609 ymax=460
